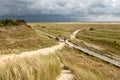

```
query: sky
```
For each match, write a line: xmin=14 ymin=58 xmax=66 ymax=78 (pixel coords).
xmin=0 ymin=0 xmax=120 ymax=22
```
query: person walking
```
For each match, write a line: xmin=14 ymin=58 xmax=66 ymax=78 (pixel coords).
xmin=64 ymin=38 xmax=66 ymax=43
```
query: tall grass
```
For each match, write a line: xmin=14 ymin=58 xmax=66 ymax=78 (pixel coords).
xmin=57 ymin=47 xmax=120 ymax=80
xmin=0 ymin=24 xmax=57 ymax=55
xmin=75 ymin=27 xmax=120 ymax=56
xmin=28 ymin=23 xmax=80 ymax=39
xmin=0 ymin=54 xmax=60 ymax=80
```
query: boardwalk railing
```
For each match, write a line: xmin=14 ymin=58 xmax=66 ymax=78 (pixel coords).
xmin=66 ymin=41 xmax=120 ymax=68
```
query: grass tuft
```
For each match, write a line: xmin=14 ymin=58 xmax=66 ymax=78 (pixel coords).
xmin=0 ymin=54 xmax=60 ymax=80
xmin=57 ymin=47 xmax=120 ymax=80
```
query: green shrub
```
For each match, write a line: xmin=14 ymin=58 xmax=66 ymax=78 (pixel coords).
xmin=89 ymin=27 xmax=94 ymax=30
xmin=41 ymin=26 xmax=46 ymax=28
xmin=0 ymin=19 xmax=26 ymax=26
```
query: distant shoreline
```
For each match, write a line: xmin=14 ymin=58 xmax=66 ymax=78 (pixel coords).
xmin=28 ymin=21 xmax=120 ymax=24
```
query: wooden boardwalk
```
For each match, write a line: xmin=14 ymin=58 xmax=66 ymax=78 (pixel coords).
xmin=66 ymin=41 xmax=120 ymax=68
xmin=42 ymin=30 xmax=120 ymax=68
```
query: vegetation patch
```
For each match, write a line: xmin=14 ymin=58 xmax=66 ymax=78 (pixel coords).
xmin=57 ymin=47 xmax=120 ymax=80
xmin=0 ymin=21 xmax=57 ymax=55
xmin=0 ymin=54 xmax=60 ymax=80
xmin=0 ymin=19 xmax=26 ymax=27
xmin=89 ymin=27 xmax=95 ymax=30
xmin=75 ymin=24 xmax=120 ymax=56
xmin=28 ymin=23 xmax=81 ymax=39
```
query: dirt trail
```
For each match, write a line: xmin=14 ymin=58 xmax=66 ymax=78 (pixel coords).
xmin=0 ymin=43 xmax=65 ymax=63
xmin=57 ymin=69 xmax=74 ymax=80
xmin=67 ymin=29 xmax=120 ymax=67
xmin=57 ymin=30 xmax=81 ymax=80
xmin=70 ymin=29 xmax=104 ymax=50
xmin=79 ymin=39 xmax=104 ymax=50
xmin=0 ymin=30 xmax=79 ymax=80
xmin=57 ymin=56 xmax=74 ymax=80
xmin=70 ymin=30 xmax=80 ymax=39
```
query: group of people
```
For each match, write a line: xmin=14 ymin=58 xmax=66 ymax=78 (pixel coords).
xmin=55 ymin=37 xmax=67 ymax=42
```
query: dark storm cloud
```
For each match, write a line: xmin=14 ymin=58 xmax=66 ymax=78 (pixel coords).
xmin=0 ymin=0 xmax=120 ymax=21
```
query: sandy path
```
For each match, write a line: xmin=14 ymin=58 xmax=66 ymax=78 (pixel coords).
xmin=71 ymin=29 xmax=104 ymax=50
xmin=0 ymin=30 xmax=79 ymax=80
xmin=67 ymin=29 xmax=120 ymax=67
xmin=56 ymin=57 xmax=74 ymax=80
xmin=70 ymin=30 xmax=80 ymax=39
xmin=72 ymin=29 xmax=120 ymax=62
xmin=78 ymin=39 xmax=104 ymax=50
xmin=57 ymin=70 xmax=74 ymax=80
xmin=0 ymin=43 xmax=65 ymax=63
xmin=57 ymin=30 xmax=81 ymax=80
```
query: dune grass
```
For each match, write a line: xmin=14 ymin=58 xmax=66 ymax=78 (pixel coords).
xmin=0 ymin=24 xmax=61 ymax=80
xmin=29 ymin=22 xmax=120 ymax=60
xmin=0 ymin=22 xmax=120 ymax=80
xmin=74 ymin=24 xmax=120 ymax=57
xmin=28 ymin=23 xmax=80 ymax=39
xmin=0 ymin=25 xmax=56 ymax=55
xmin=57 ymin=47 xmax=120 ymax=80
xmin=0 ymin=54 xmax=60 ymax=80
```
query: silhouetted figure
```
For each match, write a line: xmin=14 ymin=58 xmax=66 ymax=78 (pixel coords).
xmin=55 ymin=37 xmax=60 ymax=41
xmin=64 ymin=38 xmax=66 ymax=42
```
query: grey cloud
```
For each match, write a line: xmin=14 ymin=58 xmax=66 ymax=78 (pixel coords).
xmin=0 ymin=0 xmax=120 ymax=21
